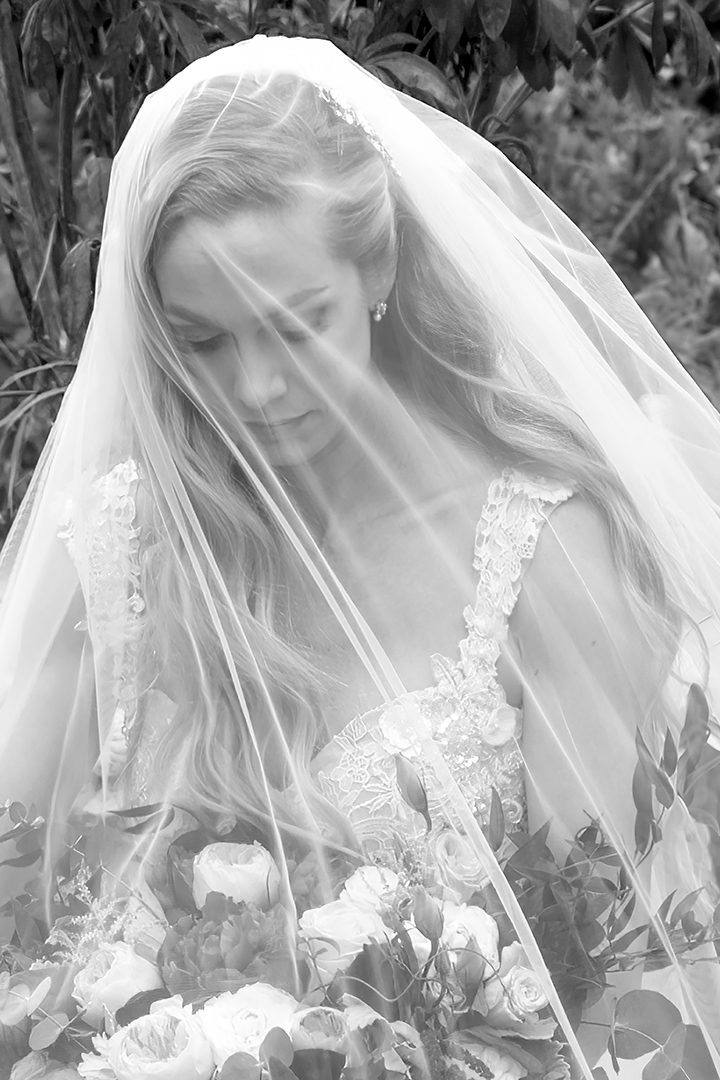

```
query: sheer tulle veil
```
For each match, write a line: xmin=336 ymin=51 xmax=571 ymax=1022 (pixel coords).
xmin=1 ymin=33 xmax=720 ymax=1076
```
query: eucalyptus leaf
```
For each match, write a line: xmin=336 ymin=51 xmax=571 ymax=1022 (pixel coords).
xmin=611 ymin=990 xmax=681 ymax=1060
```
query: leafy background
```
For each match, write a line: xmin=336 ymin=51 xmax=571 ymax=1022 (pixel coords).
xmin=1 ymin=0 xmax=720 ymax=541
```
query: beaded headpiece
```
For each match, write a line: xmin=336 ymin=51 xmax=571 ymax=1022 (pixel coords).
xmin=317 ymin=85 xmax=400 ymax=175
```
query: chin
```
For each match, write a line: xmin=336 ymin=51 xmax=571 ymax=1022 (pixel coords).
xmin=266 ymin=430 xmax=338 ymax=469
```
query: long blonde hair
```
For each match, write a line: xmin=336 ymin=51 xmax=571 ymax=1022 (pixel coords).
xmin=128 ymin=74 xmax=682 ymax=840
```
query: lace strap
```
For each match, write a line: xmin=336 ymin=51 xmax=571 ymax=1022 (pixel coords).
xmin=471 ymin=469 xmax=574 ymax=634
xmin=58 ymin=458 xmax=145 ymax=758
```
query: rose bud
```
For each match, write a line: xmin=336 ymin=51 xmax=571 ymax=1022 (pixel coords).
xmin=455 ymin=941 xmax=487 ymax=997
xmin=393 ymin=756 xmax=431 ymax=831
xmin=289 ymin=1007 xmax=351 ymax=1054
xmin=412 ymin=889 xmax=444 ymax=943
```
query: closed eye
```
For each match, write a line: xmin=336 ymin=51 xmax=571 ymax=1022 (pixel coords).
xmin=184 ymin=333 xmax=227 ymax=355
xmin=275 ymin=306 xmax=330 ymax=344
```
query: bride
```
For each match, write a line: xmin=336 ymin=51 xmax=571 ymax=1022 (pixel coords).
xmin=2 ymin=34 xmax=720 ymax=1078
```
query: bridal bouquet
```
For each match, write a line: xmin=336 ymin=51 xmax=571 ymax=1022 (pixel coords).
xmin=0 ymin=813 xmax=715 ymax=1080
xmin=0 ymin=685 xmax=718 ymax=1080
xmin=0 ymin=822 xmax=571 ymax=1080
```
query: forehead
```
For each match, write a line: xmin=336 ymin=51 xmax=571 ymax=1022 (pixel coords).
xmin=154 ymin=201 xmax=338 ymax=320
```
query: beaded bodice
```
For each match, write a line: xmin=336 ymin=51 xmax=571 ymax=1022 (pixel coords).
xmin=312 ymin=470 xmax=573 ymax=849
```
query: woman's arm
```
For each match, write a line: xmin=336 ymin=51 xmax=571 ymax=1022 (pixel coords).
xmin=510 ymin=497 xmax=662 ymax=854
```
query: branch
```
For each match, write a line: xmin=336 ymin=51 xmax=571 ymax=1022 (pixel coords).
xmin=57 ymin=60 xmax=79 ymax=238
xmin=606 ymin=157 xmax=677 ymax=259
xmin=0 ymin=0 xmax=64 ymax=348
xmin=0 ymin=0 xmax=54 ymax=233
xmin=0 ymin=201 xmax=44 ymax=338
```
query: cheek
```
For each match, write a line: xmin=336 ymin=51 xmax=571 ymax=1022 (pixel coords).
xmin=332 ymin=308 xmax=372 ymax=379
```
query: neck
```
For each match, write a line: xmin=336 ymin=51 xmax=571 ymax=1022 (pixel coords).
xmin=279 ymin=387 xmax=478 ymax=540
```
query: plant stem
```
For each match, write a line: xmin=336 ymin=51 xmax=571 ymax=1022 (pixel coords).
xmin=592 ymin=0 xmax=653 ymax=39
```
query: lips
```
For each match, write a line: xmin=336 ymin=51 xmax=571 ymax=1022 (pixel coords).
xmin=245 ymin=413 xmax=311 ymax=435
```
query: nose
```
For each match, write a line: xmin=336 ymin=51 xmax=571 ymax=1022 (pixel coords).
xmin=233 ymin=344 xmax=289 ymax=411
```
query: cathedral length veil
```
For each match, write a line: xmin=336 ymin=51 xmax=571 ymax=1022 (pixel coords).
xmin=1 ymin=33 xmax=720 ymax=1077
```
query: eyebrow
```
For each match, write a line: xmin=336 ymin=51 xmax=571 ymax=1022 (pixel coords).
xmin=164 ymin=286 xmax=329 ymax=325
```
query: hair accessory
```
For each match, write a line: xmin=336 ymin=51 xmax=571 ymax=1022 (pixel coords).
xmin=317 ymin=86 xmax=400 ymax=175
xmin=372 ymin=300 xmax=387 ymax=322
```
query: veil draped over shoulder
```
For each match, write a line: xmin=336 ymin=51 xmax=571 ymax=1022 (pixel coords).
xmin=2 ymin=34 xmax=720 ymax=1080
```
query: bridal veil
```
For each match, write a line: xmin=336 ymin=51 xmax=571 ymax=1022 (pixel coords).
xmin=1 ymin=35 xmax=720 ymax=1077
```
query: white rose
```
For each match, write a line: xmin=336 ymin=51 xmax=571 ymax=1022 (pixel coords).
xmin=433 ymin=832 xmax=488 ymax=902
xmin=72 ymin=942 xmax=164 ymax=1030
xmin=289 ymin=1006 xmax=350 ymax=1053
xmin=78 ymin=996 xmax=214 ymax=1080
xmin=192 ymin=842 xmax=280 ymax=910
xmin=340 ymin=867 xmax=399 ymax=911
xmin=452 ymin=1043 xmax=526 ymax=1080
xmin=441 ymin=903 xmax=500 ymax=971
xmin=485 ymin=945 xmax=549 ymax=1023
xmin=298 ymin=899 xmax=390 ymax=979
xmin=506 ymin=966 xmax=548 ymax=1015
xmin=197 ymin=983 xmax=299 ymax=1067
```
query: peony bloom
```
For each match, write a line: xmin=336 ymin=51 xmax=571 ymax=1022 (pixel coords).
xmin=192 ymin=842 xmax=281 ymax=911
xmin=197 ymin=983 xmax=299 ymax=1067
xmin=78 ymin=996 xmax=214 ymax=1080
xmin=72 ymin=942 xmax=165 ymax=1030
xmin=485 ymin=944 xmax=549 ymax=1025
xmin=433 ymin=832 xmax=488 ymax=902
xmin=298 ymin=899 xmax=390 ymax=979
xmin=340 ymin=866 xmax=399 ymax=912
xmin=289 ymin=1006 xmax=350 ymax=1053
xmin=159 ymin=895 xmax=291 ymax=1003
xmin=440 ymin=903 xmax=500 ymax=972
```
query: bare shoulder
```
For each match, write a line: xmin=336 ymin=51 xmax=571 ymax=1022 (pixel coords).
xmin=530 ymin=494 xmax=616 ymax=587
xmin=511 ymin=492 xmax=645 ymax=661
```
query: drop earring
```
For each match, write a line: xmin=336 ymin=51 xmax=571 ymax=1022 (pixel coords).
xmin=371 ymin=301 xmax=387 ymax=323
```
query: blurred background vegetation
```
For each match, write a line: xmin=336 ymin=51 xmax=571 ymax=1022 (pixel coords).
xmin=1 ymin=0 xmax=720 ymax=541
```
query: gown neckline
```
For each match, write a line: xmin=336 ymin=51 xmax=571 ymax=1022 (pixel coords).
xmin=311 ymin=467 xmax=574 ymax=777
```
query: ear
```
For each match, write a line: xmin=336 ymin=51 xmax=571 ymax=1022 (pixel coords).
xmin=364 ymin=245 xmax=398 ymax=308
xmin=368 ymin=268 xmax=396 ymax=310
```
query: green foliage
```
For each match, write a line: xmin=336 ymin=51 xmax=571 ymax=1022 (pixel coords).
xmin=514 ymin=69 xmax=720 ymax=405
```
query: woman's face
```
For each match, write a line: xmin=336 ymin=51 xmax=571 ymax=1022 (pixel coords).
xmin=154 ymin=200 xmax=378 ymax=467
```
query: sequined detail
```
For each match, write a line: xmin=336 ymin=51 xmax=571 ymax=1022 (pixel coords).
xmin=315 ymin=469 xmax=574 ymax=849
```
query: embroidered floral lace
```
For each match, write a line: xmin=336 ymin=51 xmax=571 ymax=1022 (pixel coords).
xmin=60 ymin=465 xmax=572 ymax=827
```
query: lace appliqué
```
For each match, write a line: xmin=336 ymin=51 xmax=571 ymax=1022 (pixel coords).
xmin=315 ymin=469 xmax=573 ymax=850
xmin=59 ymin=459 xmax=146 ymax=772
